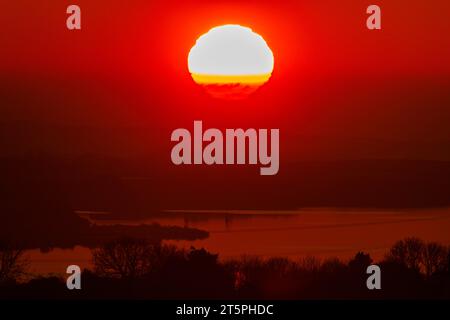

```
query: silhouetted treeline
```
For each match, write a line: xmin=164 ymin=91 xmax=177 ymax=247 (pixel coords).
xmin=1 ymin=237 xmax=450 ymax=299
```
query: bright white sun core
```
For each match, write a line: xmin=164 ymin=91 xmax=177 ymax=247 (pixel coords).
xmin=188 ymin=24 xmax=274 ymax=87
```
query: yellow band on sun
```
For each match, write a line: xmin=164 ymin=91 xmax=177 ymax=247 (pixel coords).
xmin=191 ymin=73 xmax=272 ymax=85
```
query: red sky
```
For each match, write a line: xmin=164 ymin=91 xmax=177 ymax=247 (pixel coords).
xmin=1 ymin=0 xmax=450 ymax=162
xmin=2 ymin=2 xmax=450 ymax=278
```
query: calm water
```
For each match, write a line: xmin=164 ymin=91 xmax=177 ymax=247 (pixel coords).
xmin=27 ymin=208 xmax=450 ymax=275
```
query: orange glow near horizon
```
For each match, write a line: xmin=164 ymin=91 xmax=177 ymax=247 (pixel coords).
xmin=191 ymin=74 xmax=272 ymax=84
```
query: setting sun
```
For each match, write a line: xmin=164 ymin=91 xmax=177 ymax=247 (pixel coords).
xmin=188 ymin=24 xmax=274 ymax=98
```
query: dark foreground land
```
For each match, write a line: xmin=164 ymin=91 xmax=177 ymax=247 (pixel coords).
xmin=1 ymin=236 xmax=450 ymax=299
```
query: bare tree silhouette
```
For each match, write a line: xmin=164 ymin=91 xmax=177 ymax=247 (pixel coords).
xmin=423 ymin=242 xmax=448 ymax=277
xmin=320 ymin=257 xmax=346 ymax=274
xmin=92 ymin=238 xmax=185 ymax=279
xmin=0 ymin=240 xmax=29 ymax=284
xmin=298 ymin=255 xmax=321 ymax=273
xmin=386 ymin=237 xmax=425 ymax=273
xmin=92 ymin=237 xmax=154 ymax=279
xmin=349 ymin=251 xmax=373 ymax=270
